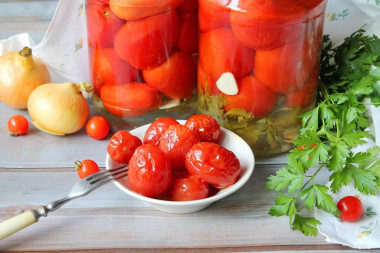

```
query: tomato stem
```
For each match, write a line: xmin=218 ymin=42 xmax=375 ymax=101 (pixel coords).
xmin=1 ymin=128 xmax=18 ymax=137
xmin=74 ymin=160 xmax=82 ymax=171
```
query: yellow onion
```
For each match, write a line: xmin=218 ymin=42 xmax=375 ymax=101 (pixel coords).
xmin=0 ymin=47 xmax=51 ymax=109
xmin=27 ymin=82 xmax=93 ymax=135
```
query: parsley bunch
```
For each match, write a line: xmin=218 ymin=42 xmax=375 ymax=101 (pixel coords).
xmin=266 ymin=28 xmax=380 ymax=236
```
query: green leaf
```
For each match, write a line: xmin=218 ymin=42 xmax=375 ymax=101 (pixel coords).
xmin=314 ymin=185 xmax=340 ymax=215
xmin=292 ymin=215 xmax=321 ymax=236
xmin=349 ymin=164 xmax=378 ymax=195
xmin=268 ymin=194 xmax=297 ymax=218
xmin=266 ymin=167 xmax=304 ymax=193
xmin=300 ymin=186 xmax=315 ymax=210
xmin=329 ymin=166 xmax=352 ymax=193
xmin=327 ymin=140 xmax=350 ymax=172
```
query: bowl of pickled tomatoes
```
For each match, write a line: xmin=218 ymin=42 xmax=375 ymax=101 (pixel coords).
xmin=105 ymin=114 xmax=255 ymax=213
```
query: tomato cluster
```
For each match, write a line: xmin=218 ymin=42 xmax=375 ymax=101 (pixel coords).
xmin=86 ymin=0 xmax=198 ymax=117
xmin=198 ymin=0 xmax=326 ymax=117
xmin=107 ymin=114 xmax=242 ymax=201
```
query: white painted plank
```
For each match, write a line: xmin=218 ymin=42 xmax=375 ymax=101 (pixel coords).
xmin=0 ymin=167 xmax=332 ymax=251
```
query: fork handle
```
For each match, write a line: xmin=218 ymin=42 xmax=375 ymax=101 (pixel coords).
xmin=0 ymin=210 xmax=37 ymax=240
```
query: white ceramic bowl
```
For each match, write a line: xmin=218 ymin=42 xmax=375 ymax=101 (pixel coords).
xmin=106 ymin=120 xmax=255 ymax=213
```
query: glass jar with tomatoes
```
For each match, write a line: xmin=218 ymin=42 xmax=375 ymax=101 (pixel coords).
xmin=197 ymin=0 xmax=328 ymax=157
xmin=85 ymin=0 xmax=199 ymax=128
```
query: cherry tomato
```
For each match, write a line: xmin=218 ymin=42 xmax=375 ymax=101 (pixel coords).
xmin=86 ymin=116 xmax=110 ymax=140
xmin=229 ymin=0 xmax=307 ymax=50
xmin=175 ymin=12 xmax=199 ymax=54
xmin=337 ymin=196 xmax=364 ymax=222
xmin=197 ymin=63 xmax=219 ymax=95
xmin=143 ymin=117 xmax=180 ymax=146
xmin=199 ymin=0 xmax=231 ymax=32
xmin=128 ymin=144 xmax=173 ymax=197
xmin=109 ymin=0 xmax=184 ymax=21
xmin=75 ymin=159 xmax=100 ymax=179
xmin=113 ymin=10 xmax=180 ymax=69
xmin=7 ymin=115 xmax=29 ymax=136
xmin=107 ymin=130 xmax=142 ymax=164
xmin=185 ymin=114 xmax=221 ymax=143
xmin=168 ymin=172 xmax=209 ymax=201
xmin=185 ymin=142 xmax=241 ymax=189
xmin=199 ymin=28 xmax=255 ymax=80
xmin=158 ymin=124 xmax=200 ymax=170
xmin=86 ymin=4 xmax=124 ymax=48
xmin=143 ymin=51 xmax=197 ymax=99
xmin=224 ymin=75 xmax=277 ymax=118
xmin=253 ymin=39 xmax=316 ymax=93
xmin=90 ymin=47 xmax=138 ymax=95
xmin=100 ymin=83 xmax=162 ymax=117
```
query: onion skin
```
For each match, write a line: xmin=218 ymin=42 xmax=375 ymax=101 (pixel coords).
xmin=27 ymin=82 xmax=91 ymax=135
xmin=0 ymin=47 xmax=51 ymax=109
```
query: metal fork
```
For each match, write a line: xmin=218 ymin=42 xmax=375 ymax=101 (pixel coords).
xmin=0 ymin=165 xmax=128 ymax=240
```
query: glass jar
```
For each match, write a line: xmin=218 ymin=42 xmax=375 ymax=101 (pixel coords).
xmin=197 ymin=0 xmax=327 ymax=157
xmin=85 ymin=0 xmax=199 ymax=129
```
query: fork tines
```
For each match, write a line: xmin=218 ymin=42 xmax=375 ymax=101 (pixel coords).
xmin=86 ymin=165 xmax=128 ymax=185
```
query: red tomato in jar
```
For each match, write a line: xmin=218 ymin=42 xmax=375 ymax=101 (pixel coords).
xmin=337 ymin=196 xmax=364 ymax=222
xmin=107 ymin=130 xmax=142 ymax=164
xmin=128 ymin=144 xmax=173 ymax=197
xmin=253 ymin=39 xmax=316 ymax=93
xmin=113 ymin=10 xmax=180 ymax=69
xmin=168 ymin=172 xmax=209 ymax=201
xmin=90 ymin=47 xmax=138 ymax=95
xmin=199 ymin=0 xmax=231 ymax=32
xmin=199 ymin=28 xmax=255 ymax=80
xmin=143 ymin=51 xmax=197 ymax=99
xmin=229 ymin=0 xmax=308 ymax=50
xmin=143 ymin=117 xmax=180 ymax=145
xmin=185 ymin=142 xmax=241 ymax=189
xmin=175 ymin=12 xmax=199 ymax=54
xmin=224 ymin=75 xmax=277 ymax=118
xmin=86 ymin=4 xmax=124 ymax=48
xmin=86 ymin=116 xmax=110 ymax=140
xmin=185 ymin=114 xmax=221 ymax=143
xmin=109 ymin=0 xmax=184 ymax=21
xmin=100 ymin=83 xmax=162 ymax=117
xmin=285 ymin=67 xmax=319 ymax=108
xmin=159 ymin=124 xmax=200 ymax=170
xmin=197 ymin=63 xmax=219 ymax=95
xmin=178 ymin=0 xmax=198 ymax=13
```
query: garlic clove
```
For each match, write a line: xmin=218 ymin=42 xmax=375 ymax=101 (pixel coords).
xmin=216 ymin=72 xmax=238 ymax=95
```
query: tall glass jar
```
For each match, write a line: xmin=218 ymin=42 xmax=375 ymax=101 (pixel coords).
xmin=197 ymin=0 xmax=327 ymax=157
xmin=85 ymin=0 xmax=199 ymax=129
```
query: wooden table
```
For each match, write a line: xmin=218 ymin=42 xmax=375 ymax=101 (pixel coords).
xmin=0 ymin=0 xmax=359 ymax=252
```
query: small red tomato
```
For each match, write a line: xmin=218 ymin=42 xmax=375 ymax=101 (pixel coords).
xmin=143 ymin=117 xmax=180 ymax=145
xmin=86 ymin=116 xmax=110 ymax=140
xmin=199 ymin=28 xmax=255 ymax=80
xmin=169 ymin=172 xmax=209 ymax=201
xmin=143 ymin=51 xmax=197 ymax=99
xmin=75 ymin=159 xmax=100 ymax=179
xmin=185 ymin=114 xmax=221 ymax=143
xmin=198 ymin=63 xmax=219 ymax=95
xmin=185 ymin=142 xmax=241 ymax=189
xmin=86 ymin=4 xmax=124 ymax=48
xmin=337 ymin=196 xmax=364 ymax=222
xmin=7 ymin=115 xmax=29 ymax=135
xmin=128 ymin=144 xmax=173 ymax=197
xmin=158 ymin=124 xmax=200 ymax=170
xmin=224 ymin=75 xmax=277 ymax=118
xmin=107 ymin=130 xmax=142 ymax=164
